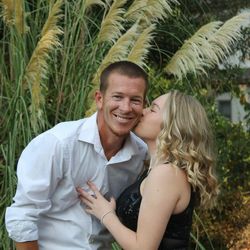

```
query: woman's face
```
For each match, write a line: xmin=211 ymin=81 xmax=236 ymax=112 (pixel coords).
xmin=134 ymin=94 xmax=168 ymax=142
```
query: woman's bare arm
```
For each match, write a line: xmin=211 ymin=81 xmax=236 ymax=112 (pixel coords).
xmin=78 ymin=164 xmax=188 ymax=250
xmin=15 ymin=241 xmax=39 ymax=250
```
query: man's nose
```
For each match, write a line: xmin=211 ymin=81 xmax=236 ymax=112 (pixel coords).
xmin=120 ymin=99 xmax=132 ymax=112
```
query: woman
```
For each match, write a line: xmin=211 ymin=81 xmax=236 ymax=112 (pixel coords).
xmin=77 ymin=90 xmax=219 ymax=250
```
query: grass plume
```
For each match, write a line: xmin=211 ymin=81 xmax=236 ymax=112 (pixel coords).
xmin=85 ymin=0 xmax=106 ymax=9
xmin=127 ymin=24 xmax=155 ymax=67
xmin=210 ymin=12 xmax=250 ymax=59
xmin=125 ymin=0 xmax=178 ymax=24
xmin=97 ymin=0 xmax=127 ymax=44
xmin=14 ymin=0 xmax=27 ymax=34
xmin=1 ymin=0 xmax=28 ymax=33
xmin=165 ymin=12 xmax=250 ymax=80
xmin=23 ymin=0 xmax=63 ymax=131
xmin=165 ymin=21 xmax=222 ymax=80
xmin=94 ymin=22 xmax=138 ymax=86
xmin=0 ymin=0 xmax=14 ymax=25
xmin=41 ymin=0 xmax=64 ymax=37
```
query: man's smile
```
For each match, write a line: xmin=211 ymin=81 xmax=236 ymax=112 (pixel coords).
xmin=113 ymin=114 xmax=134 ymax=122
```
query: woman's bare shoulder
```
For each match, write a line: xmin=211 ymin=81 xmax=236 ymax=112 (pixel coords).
xmin=150 ymin=162 xmax=183 ymax=177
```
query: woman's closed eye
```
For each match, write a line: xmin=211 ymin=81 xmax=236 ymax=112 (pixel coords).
xmin=150 ymin=103 xmax=160 ymax=112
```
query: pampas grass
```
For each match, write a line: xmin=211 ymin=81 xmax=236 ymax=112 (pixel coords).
xmin=98 ymin=22 xmax=138 ymax=72
xmin=14 ymin=0 xmax=27 ymax=34
xmin=0 ymin=0 xmax=14 ymax=25
xmin=97 ymin=0 xmax=127 ymax=44
xmin=23 ymin=0 xmax=63 ymax=131
xmin=165 ymin=21 xmax=222 ymax=80
xmin=0 ymin=0 xmax=28 ymax=33
xmin=127 ymin=24 xmax=155 ymax=68
xmin=165 ymin=11 xmax=250 ymax=80
xmin=125 ymin=0 xmax=178 ymax=23
xmin=85 ymin=0 xmax=106 ymax=10
xmin=210 ymin=12 xmax=250 ymax=59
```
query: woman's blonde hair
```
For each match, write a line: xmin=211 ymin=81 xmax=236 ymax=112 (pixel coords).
xmin=155 ymin=90 xmax=219 ymax=208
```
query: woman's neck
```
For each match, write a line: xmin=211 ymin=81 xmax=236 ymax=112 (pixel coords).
xmin=146 ymin=140 xmax=157 ymax=161
xmin=145 ymin=141 xmax=156 ymax=168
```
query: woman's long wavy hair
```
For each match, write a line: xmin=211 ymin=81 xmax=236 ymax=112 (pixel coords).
xmin=155 ymin=90 xmax=219 ymax=208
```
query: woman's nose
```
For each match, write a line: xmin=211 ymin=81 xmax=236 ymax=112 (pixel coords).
xmin=142 ymin=108 xmax=148 ymax=115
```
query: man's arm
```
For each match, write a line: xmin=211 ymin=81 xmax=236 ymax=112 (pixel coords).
xmin=5 ymin=133 xmax=64 ymax=245
xmin=15 ymin=241 xmax=39 ymax=250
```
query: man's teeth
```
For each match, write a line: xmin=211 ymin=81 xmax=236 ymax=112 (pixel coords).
xmin=115 ymin=115 xmax=131 ymax=121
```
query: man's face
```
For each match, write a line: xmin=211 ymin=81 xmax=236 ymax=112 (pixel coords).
xmin=96 ymin=72 xmax=146 ymax=138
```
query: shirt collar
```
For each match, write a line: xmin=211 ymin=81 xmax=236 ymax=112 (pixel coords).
xmin=78 ymin=112 xmax=143 ymax=162
xmin=78 ymin=112 xmax=98 ymax=144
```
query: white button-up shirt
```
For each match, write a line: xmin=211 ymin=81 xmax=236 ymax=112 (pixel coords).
xmin=5 ymin=113 xmax=147 ymax=250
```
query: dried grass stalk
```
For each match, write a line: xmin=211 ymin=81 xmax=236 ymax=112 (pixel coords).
xmin=1 ymin=0 xmax=28 ymax=33
xmin=14 ymin=0 xmax=28 ymax=34
xmin=127 ymin=24 xmax=155 ymax=67
xmin=165 ymin=12 xmax=250 ymax=80
xmin=165 ymin=22 xmax=222 ymax=80
xmin=95 ymin=22 xmax=138 ymax=87
xmin=97 ymin=0 xmax=127 ymax=44
xmin=125 ymin=0 xmax=178 ymax=24
xmin=41 ymin=0 xmax=64 ymax=37
xmin=23 ymin=0 xmax=63 ymax=131
xmin=210 ymin=12 xmax=250 ymax=59
xmin=85 ymin=0 xmax=106 ymax=9
xmin=1 ymin=0 xmax=14 ymax=25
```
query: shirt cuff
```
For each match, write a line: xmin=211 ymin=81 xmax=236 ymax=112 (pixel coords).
xmin=7 ymin=220 xmax=38 ymax=242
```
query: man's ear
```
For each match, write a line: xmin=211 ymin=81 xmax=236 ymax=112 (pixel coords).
xmin=95 ymin=90 xmax=103 ymax=109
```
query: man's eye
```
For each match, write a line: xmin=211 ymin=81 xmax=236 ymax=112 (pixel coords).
xmin=132 ymin=99 xmax=142 ymax=105
xmin=113 ymin=95 xmax=122 ymax=100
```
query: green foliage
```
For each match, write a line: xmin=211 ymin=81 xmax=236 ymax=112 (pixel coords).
xmin=111 ymin=242 xmax=122 ymax=250
xmin=215 ymin=117 xmax=250 ymax=192
xmin=191 ymin=111 xmax=250 ymax=249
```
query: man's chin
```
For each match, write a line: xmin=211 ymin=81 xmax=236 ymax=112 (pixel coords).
xmin=113 ymin=121 xmax=140 ymax=136
xmin=131 ymin=120 xmax=141 ymax=132
xmin=112 ymin=129 xmax=131 ymax=138
xmin=132 ymin=126 xmax=140 ymax=136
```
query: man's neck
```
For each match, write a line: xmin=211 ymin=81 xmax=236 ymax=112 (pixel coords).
xmin=101 ymin=134 xmax=126 ymax=160
xmin=96 ymin=112 xmax=129 ymax=160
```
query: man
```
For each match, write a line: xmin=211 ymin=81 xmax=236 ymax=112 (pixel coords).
xmin=5 ymin=61 xmax=148 ymax=250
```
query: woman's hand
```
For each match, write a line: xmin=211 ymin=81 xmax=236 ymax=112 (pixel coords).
xmin=77 ymin=181 xmax=116 ymax=221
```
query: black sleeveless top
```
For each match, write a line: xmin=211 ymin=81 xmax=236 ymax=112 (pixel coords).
xmin=116 ymin=168 xmax=195 ymax=250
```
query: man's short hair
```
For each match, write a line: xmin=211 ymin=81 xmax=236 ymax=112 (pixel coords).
xmin=100 ymin=61 xmax=148 ymax=96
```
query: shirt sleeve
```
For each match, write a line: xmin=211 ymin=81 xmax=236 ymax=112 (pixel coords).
xmin=5 ymin=132 xmax=64 ymax=242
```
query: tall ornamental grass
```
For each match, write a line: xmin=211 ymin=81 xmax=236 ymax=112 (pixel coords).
xmin=0 ymin=0 xmax=249 ymax=249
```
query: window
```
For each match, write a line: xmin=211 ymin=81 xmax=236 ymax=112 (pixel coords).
xmin=218 ymin=100 xmax=231 ymax=120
